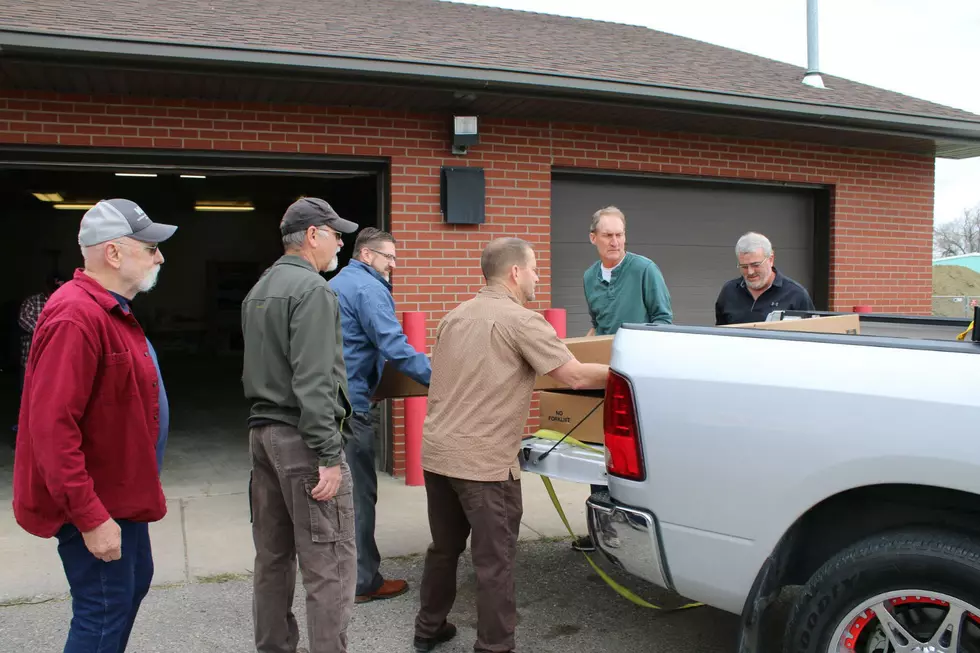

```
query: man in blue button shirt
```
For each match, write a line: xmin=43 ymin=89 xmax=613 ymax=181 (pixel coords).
xmin=329 ymin=227 xmax=431 ymax=604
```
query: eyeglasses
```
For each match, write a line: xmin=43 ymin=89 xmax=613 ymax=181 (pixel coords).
xmin=369 ymin=249 xmax=396 ymax=263
xmin=316 ymin=227 xmax=342 ymax=240
xmin=737 ymin=259 xmax=769 ymax=272
xmin=112 ymin=240 xmax=159 ymax=256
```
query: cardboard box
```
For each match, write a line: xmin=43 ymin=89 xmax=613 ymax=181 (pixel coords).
xmin=373 ymin=334 xmax=614 ymax=400
xmin=720 ymin=313 xmax=861 ymax=335
xmin=373 ymin=357 xmax=431 ymax=400
xmin=536 ymin=390 xmax=605 ymax=445
xmin=532 ymin=335 xmax=614 ymax=391
xmin=372 ymin=317 xmax=857 ymax=400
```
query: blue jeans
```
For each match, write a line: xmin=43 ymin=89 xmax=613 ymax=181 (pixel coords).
xmin=56 ymin=519 xmax=154 ymax=653
xmin=343 ymin=410 xmax=384 ymax=596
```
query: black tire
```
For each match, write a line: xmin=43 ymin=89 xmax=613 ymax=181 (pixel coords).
xmin=783 ymin=529 xmax=980 ymax=653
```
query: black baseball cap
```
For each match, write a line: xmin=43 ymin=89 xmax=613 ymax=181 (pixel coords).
xmin=280 ymin=197 xmax=358 ymax=236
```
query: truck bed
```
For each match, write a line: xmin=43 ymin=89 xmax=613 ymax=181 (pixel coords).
xmin=778 ymin=309 xmax=974 ymax=341
xmin=640 ymin=309 xmax=980 ymax=355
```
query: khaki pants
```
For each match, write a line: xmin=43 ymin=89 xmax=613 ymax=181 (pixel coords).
xmin=415 ymin=471 xmax=523 ymax=653
xmin=249 ymin=424 xmax=356 ymax=653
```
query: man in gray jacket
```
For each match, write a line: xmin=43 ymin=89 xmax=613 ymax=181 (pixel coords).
xmin=241 ymin=197 xmax=359 ymax=653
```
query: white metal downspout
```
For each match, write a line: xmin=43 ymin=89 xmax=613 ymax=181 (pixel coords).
xmin=802 ymin=0 xmax=827 ymax=89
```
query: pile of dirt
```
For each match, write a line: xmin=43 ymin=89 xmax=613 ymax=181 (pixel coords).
xmin=932 ymin=265 xmax=980 ymax=317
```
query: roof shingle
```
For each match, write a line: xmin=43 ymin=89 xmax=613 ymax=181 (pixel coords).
xmin=1 ymin=0 xmax=978 ymax=124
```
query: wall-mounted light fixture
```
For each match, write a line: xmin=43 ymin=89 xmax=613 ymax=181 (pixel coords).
xmin=452 ymin=116 xmax=479 ymax=155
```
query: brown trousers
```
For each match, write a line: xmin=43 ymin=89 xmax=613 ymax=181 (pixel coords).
xmin=415 ymin=470 xmax=523 ymax=653
xmin=249 ymin=424 xmax=357 ymax=653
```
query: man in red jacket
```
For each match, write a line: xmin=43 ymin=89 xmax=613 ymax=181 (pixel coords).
xmin=13 ymin=198 xmax=177 ymax=653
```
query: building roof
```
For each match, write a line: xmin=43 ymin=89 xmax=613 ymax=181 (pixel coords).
xmin=2 ymin=0 xmax=980 ymax=156
xmin=934 ymin=253 xmax=980 ymax=274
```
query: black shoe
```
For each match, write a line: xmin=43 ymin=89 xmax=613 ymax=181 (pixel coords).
xmin=414 ymin=622 xmax=457 ymax=652
xmin=571 ymin=535 xmax=596 ymax=552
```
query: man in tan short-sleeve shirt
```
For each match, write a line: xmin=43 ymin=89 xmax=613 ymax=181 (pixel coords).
xmin=413 ymin=237 xmax=608 ymax=653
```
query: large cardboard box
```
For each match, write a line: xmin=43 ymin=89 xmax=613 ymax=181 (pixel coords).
xmin=373 ymin=334 xmax=614 ymax=400
xmin=720 ymin=313 xmax=861 ymax=335
xmin=536 ymin=390 xmax=605 ymax=445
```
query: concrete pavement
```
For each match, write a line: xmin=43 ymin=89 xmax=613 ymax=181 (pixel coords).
xmin=0 ymin=433 xmax=755 ymax=651
xmin=0 ymin=466 xmax=593 ymax=603
xmin=0 ymin=539 xmax=742 ymax=653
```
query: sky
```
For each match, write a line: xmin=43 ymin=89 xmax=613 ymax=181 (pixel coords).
xmin=452 ymin=0 xmax=980 ymax=226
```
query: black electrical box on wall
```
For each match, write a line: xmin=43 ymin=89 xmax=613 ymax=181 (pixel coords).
xmin=441 ymin=166 xmax=485 ymax=224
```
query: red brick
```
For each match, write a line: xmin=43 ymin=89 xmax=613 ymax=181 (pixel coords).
xmin=0 ymin=89 xmax=936 ymax=476
xmin=59 ymin=135 xmax=93 ymax=146
xmin=91 ymin=136 xmax=126 ymax=147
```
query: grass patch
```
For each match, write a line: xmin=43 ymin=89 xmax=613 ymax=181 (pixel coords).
xmin=385 ymin=551 xmax=426 ymax=563
xmin=150 ymin=581 xmax=187 ymax=591
xmin=0 ymin=593 xmax=69 ymax=608
xmin=534 ymin=535 xmax=573 ymax=544
xmin=196 ymin=572 xmax=251 ymax=584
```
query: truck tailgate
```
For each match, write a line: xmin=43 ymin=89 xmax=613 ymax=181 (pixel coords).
xmin=519 ymin=434 xmax=608 ymax=486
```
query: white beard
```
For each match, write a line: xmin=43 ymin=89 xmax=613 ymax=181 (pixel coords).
xmin=138 ymin=265 xmax=161 ymax=292
xmin=326 ymin=256 xmax=339 ymax=272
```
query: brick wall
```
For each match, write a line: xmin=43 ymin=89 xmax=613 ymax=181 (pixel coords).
xmin=0 ymin=90 xmax=935 ymax=475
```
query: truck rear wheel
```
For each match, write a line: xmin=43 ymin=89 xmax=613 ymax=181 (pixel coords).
xmin=783 ymin=530 xmax=980 ymax=653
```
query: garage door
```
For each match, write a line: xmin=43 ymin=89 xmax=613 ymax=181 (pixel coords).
xmin=551 ymin=173 xmax=819 ymax=333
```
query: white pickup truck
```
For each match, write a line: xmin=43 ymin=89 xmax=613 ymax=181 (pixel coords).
xmin=522 ymin=309 xmax=980 ymax=653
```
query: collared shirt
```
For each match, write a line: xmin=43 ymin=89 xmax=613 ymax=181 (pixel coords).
xmin=13 ymin=270 xmax=167 ymax=539
xmin=329 ymin=259 xmax=431 ymax=414
xmin=109 ymin=292 xmax=169 ymax=472
xmin=714 ymin=267 xmax=816 ymax=325
xmin=18 ymin=292 xmax=48 ymax=368
xmin=421 ymin=286 xmax=574 ymax=482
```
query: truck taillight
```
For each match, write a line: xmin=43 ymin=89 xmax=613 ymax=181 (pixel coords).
xmin=604 ymin=371 xmax=645 ymax=481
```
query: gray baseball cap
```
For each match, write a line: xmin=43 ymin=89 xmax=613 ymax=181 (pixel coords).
xmin=78 ymin=199 xmax=177 ymax=247
xmin=280 ymin=197 xmax=358 ymax=236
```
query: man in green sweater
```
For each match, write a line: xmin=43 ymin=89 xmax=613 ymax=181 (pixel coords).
xmin=583 ymin=206 xmax=672 ymax=336
xmin=574 ymin=205 xmax=673 ymax=552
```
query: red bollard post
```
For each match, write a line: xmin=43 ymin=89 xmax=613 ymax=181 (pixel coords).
xmin=543 ymin=308 xmax=567 ymax=338
xmin=402 ymin=312 xmax=427 ymax=487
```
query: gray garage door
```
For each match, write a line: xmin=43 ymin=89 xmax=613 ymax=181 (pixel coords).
xmin=551 ymin=174 xmax=818 ymax=333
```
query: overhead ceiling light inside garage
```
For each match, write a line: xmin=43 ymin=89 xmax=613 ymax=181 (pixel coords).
xmin=53 ymin=202 xmax=97 ymax=210
xmin=181 ymin=174 xmax=206 ymax=179
xmin=32 ymin=192 xmax=64 ymax=202
xmin=195 ymin=201 xmax=254 ymax=212
xmin=115 ymin=172 xmax=157 ymax=178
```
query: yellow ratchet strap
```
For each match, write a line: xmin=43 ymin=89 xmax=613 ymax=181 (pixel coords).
xmin=530 ymin=429 xmax=703 ymax=612
xmin=956 ymin=320 xmax=974 ymax=341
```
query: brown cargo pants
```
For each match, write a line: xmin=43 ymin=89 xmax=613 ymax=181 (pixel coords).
xmin=415 ymin=470 xmax=523 ymax=653
xmin=249 ymin=423 xmax=357 ymax=653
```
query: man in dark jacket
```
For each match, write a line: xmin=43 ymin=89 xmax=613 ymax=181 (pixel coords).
xmin=329 ymin=227 xmax=431 ymax=604
xmin=13 ymin=198 xmax=176 ymax=653
xmin=715 ymin=231 xmax=815 ymax=325
xmin=242 ymin=197 xmax=359 ymax=653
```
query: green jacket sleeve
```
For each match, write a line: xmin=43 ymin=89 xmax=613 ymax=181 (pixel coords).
xmin=643 ymin=262 xmax=673 ymax=325
xmin=289 ymin=286 xmax=345 ymax=468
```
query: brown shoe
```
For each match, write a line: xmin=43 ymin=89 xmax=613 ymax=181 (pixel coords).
xmin=355 ymin=579 xmax=409 ymax=604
